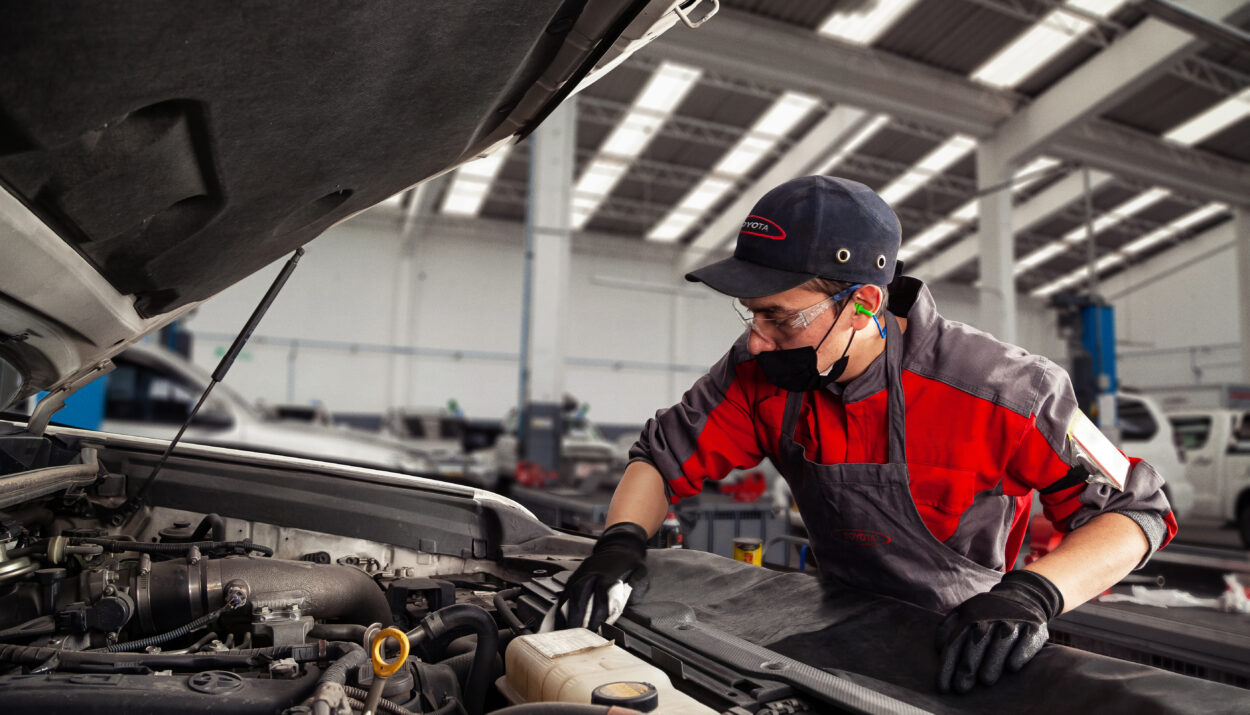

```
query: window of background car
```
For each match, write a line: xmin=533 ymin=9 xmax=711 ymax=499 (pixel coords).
xmin=105 ymin=360 xmax=200 ymax=424
xmin=1116 ymin=397 xmax=1157 ymax=441
xmin=0 ymin=356 xmax=21 ymax=408
xmin=1231 ymin=414 xmax=1250 ymax=454
xmin=1170 ymin=416 xmax=1212 ymax=451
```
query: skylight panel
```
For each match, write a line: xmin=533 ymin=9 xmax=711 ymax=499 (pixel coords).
xmin=814 ymin=113 xmax=891 ymax=174
xmin=1030 ymin=202 xmax=1228 ymax=297
xmin=646 ymin=92 xmax=819 ymax=242
xmin=1012 ymin=156 xmax=1063 ymax=192
xmin=441 ymin=147 xmax=512 ymax=216
xmin=896 ymin=158 xmax=1059 ymax=263
xmin=878 ymin=134 xmax=976 ymax=205
xmin=971 ymin=0 xmax=1128 ymax=89
xmin=818 ymin=0 xmax=921 ymax=46
xmin=571 ymin=61 xmax=702 ymax=229
xmin=753 ymin=93 xmax=823 ymax=138
xmin=1014 ymin=187 xmax=1170 ymax=276
xmin=1164 ymin=86 xmax=1250 ymax=147
xmin=636 ymin=63 xmax=703 ymax=113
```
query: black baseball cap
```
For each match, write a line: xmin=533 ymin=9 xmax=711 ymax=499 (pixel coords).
xmin=685 ymin=176 xmax=901 ymax=298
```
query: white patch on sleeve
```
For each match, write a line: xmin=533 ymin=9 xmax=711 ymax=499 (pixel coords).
xmin=1066 ymin=410 xmax=1129 ymax=491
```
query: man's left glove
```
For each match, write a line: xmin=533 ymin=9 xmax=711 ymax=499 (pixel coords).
xmin=554 ymin=521 xmax=649 ymax=631
xmin=935 ymin=569 xmax=1064 ymax=694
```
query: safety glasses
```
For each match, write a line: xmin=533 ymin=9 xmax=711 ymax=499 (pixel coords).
xmin=734 ymin=284 xmax=861 ymax=338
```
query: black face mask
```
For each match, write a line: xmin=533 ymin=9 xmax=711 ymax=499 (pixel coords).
xmin=756 ymin=310 xmax=857 ymax=392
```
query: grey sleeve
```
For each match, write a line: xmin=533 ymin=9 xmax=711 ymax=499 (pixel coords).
xmin=1068 ymin=459 xmax=1173 ymax=569
xmin=629 ymin=335 xmax=763 ymax=502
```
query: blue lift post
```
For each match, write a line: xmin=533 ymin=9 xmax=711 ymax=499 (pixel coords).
xmin=1079 ymin=302 xmax=1117 ymax=427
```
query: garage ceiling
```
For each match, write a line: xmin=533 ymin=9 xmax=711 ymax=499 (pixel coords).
xmin=388 ymin=0 xmax=1250 ymax=299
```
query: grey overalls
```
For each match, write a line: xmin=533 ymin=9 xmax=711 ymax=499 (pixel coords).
xmin=774 ymin=312 xmax=1002 ymax=612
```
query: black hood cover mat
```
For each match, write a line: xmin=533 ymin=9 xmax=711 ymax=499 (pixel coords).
xmin=0 ymin=1 xmax=616 ymax=317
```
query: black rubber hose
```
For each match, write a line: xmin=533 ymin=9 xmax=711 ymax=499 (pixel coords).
xmin=309 ymin=623 xmax=368 ymax=643
xmin=343 ymin=686 xmax=420 ymax=714
xmin=189 ymin=513 xmax=227 ymax=542
xmin=318 ymin=642 xmax=367 ymax=685
xmin=493 ymin=587 xmax=532 ymax=636
xmin=73 ymin=537 xmax=272 ymax=557
xmin=0 ymin=641 xmax=355 ymax=670
xmin=412 ymin=605 xmax=499 ymax=715
xmin=94 ymin=605 xmax=227 ymax=652
xmin=0 ymin=616 xmax=57 ymax=642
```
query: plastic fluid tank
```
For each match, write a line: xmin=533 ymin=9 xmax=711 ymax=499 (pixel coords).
xmin=497 ymin=628 xmax=718 ymax=713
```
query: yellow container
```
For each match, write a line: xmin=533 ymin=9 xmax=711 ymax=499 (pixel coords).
xmin=732 ymin=537 xmax=763 ymax=565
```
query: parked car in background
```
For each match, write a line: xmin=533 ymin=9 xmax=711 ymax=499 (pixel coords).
xmin=1117 ymin=392 xmax=1194 ymax=519
xmin=494 ymin=400 xmax=628 ymax=489
xmin=103 ymin=344 xmax=440 ymax=479
xmin=256 ymin=400 xmax=335 ymax=426
xmin=1167 ymin=408 xmax=1250 ymax=546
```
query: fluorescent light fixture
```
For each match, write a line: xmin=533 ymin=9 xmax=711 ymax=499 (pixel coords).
xmin=646 ymin=91 xmax=819 ymax=242
xmin=1030 ymin=202 xmax=1228 ymax=297
xmin=1015 ymin=187 xmax=1170 ymax=276
xmin=879 ymin=134 xmax=976 ymax=205
xmin=818 ymin=0 xmax=920 ymax=46
xmin=814 ymin=113 xmax=891 ymax=174
xmin=971 ymin=0 xmax=1128 ymax=89
xmin=441 ymin=147 xmax=513 ymax=216
xmin=1164 ymin=86 xmax=1250 ymax=147
xmin=571 ymin=61 xmax=702 ymax=228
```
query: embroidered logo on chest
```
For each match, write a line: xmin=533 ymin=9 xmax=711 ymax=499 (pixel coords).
xmin=833 ymin=529 xmax=891 ymax=546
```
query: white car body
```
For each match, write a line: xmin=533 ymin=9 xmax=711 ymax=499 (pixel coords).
xmin=102 ymin=344 xmax=437 ymax=476
xmin=1116 ymin=392 xmax=1194 ymax=519
xmin=1167 ymin=408 xmax=1250 ymax=545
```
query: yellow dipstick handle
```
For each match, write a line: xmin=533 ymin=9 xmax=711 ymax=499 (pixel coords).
xmin=370 ymin=627 xmax=409 ymax=678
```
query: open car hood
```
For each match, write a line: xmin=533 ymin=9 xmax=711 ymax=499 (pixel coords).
xmin=0 ymin=0 xmax=696 ymax=410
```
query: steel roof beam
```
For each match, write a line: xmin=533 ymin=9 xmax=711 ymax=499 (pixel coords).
xmin=913 ymin=169 xmax=1116 ymax=283
xmin=679 ymin=106 xmax=875 ymax=271
xmin=981 ymin=0 xmax=1248 ymax=176
xmin=645 ymin=6 xmax=1250 ymax=207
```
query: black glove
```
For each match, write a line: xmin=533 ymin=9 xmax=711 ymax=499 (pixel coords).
xmin=935 ymin=569 xmax=1064 ymax=694
xmin=557 ymin=522 xmax=649 ymax=631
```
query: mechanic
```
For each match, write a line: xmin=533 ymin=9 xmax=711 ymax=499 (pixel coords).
xmin=554 ymin=175 xmax=1177 ymax=694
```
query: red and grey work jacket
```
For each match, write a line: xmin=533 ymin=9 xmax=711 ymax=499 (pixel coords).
xmin=630 ymin=277 xmax=1177 ymax=572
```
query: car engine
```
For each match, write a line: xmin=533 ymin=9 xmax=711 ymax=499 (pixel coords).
xmin=0 ymin=431 xmax=629 ymax=715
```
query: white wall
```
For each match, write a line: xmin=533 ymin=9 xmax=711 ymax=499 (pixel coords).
xmin=185 ymin=207 xmax=1078 ymax=425
xmin=1101 ymin=218 xmax=1240 ymax=390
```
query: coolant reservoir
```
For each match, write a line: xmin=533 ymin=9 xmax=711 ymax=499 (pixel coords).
xmin=497 ymin=628 xmax=717 ymax=713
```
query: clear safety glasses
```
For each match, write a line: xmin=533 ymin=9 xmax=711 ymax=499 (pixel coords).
xmin=733 ymin=284 xmax=860 ymax=339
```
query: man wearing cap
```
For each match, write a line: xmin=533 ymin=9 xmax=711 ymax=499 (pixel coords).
xmin=555 ymin=176 xmax=1176 ymax=694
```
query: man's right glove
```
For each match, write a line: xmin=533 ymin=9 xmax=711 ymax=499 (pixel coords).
xmin=555 ymin=521 xmax=649 ymax=631
xmin=935 ymin=569 xmax=1064 ymax=694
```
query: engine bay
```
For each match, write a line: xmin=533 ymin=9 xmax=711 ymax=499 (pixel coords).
xmin=0 ymin=426 xmax=626 ymax=715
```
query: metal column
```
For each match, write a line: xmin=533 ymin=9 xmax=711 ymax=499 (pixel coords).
xmin=976 ymin=147 xmax=1017 ymax=345
xmin=1237 ymin=208 xmax=1250 ymax=382
xmin=520 ymin=99 xmax=575 ymax=472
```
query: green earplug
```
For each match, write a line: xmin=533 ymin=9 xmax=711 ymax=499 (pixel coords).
xmin=854 ymin=304 xmax=874 ymax=316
